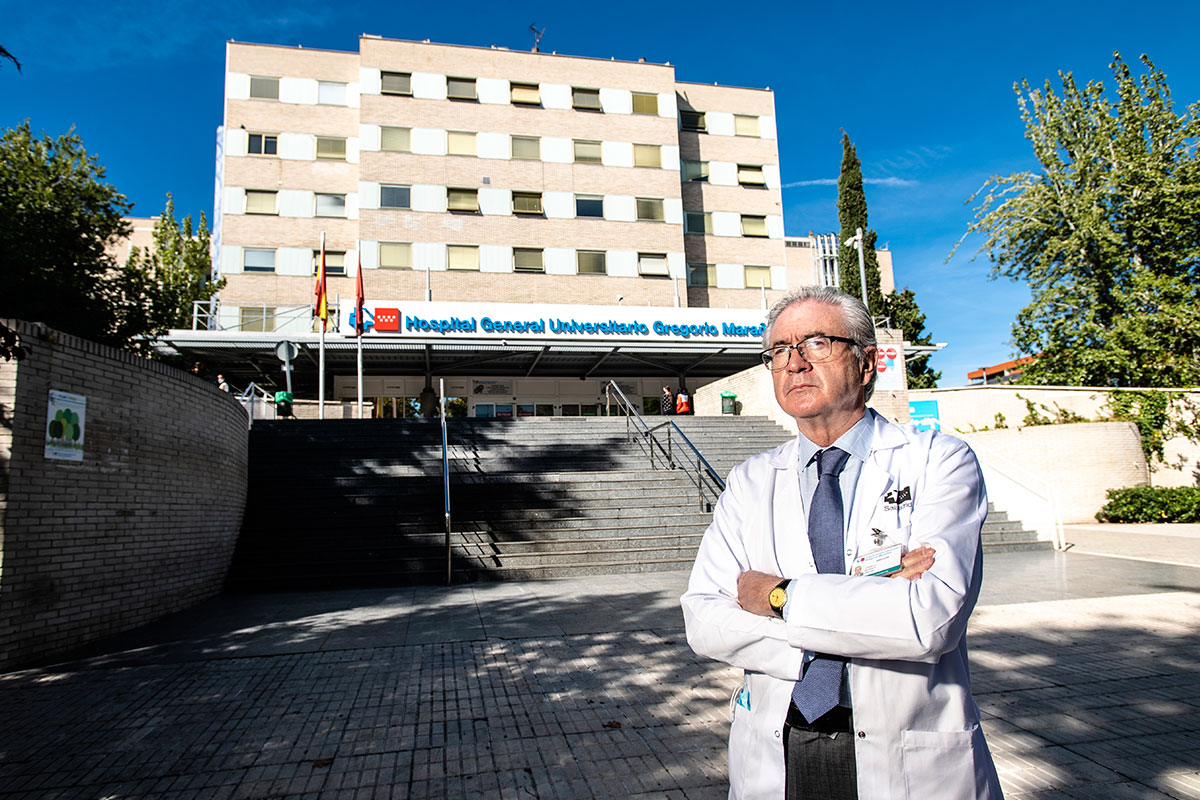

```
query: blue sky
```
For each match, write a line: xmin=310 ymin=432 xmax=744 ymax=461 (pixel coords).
xmin=4 ymin=0 xmax=1199 ymax=385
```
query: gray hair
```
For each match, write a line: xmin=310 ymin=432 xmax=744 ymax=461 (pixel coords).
xmin=762 ymin=286 xmax=879 ymax=401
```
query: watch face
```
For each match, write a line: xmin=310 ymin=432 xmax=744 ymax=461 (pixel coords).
xmin=769 ymin=587 xmax=787 ymax=609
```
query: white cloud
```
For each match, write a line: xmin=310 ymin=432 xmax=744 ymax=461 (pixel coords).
xmin=783 ymin=176 xmax=918 ymax=188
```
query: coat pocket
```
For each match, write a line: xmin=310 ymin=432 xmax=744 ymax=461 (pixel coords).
xmin=900 ymin=726 xmax=982 ymax=799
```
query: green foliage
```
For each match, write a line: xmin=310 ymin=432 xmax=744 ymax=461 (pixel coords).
xmin=0 ymin=45 xmax=18 ymax=72
xmin=1104 ymin=389 xmax=1200 ymax=463
xmin=1096 ymin=486 xmax=1200 ymax=522
xmin=836 ymin=133 xmax=885 ymax=313
xmin=122 ymin=194 xmax=224 ymax=353
xmin=994 ymin=412 xmax=1007 ymax=429
xmin=1017 ymin=394 xmax=1089 ymax=426
xmin=879 ymin=287 xmax=942 ymax=388
xmin=0 ymin=121 xmax=132 ymax=345
xmin=956 ymin=53 xmax=1200 ymax=388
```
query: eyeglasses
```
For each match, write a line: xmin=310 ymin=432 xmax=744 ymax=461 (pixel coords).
xmin=760 ymin=336 xmax=857 ymax=371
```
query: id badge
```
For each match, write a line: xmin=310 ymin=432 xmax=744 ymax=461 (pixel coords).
xmin=853 ymin=543 xmax=904 ymax=577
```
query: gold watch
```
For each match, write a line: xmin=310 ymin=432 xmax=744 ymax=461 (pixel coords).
xmin=768 ymin=579 xmax=790 ymax=619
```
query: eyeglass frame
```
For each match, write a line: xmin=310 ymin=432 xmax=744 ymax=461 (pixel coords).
xmin=760 ymin=335 xmax=859 ymax=371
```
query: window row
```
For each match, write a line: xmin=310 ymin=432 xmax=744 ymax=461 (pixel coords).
xmin=232 ymin=186 xmax=781 ymax=235
xmin=233 ymin=72 xmax=775 ymax=138
xmin=236 ymin=245 xmax=688 ymax=278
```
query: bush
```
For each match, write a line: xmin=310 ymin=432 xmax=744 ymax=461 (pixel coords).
xmin=1096 ymin=486 xmax=1200 ymax=523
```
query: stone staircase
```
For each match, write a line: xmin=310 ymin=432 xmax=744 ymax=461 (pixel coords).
xmin=227 ymin=415 xmax=1048 ymax=590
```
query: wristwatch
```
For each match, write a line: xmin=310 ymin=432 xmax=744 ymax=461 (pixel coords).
xmin=768 ymin=579 xmax=790 ymax=619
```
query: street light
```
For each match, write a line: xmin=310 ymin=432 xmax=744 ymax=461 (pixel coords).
xmin=842 ymin=227 xmax=869 ymax=314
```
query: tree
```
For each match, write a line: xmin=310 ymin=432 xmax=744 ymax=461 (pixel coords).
xmin=883 ymin=289 xmax=942 ymax=388
xmin=958 ymin=53 xmax=1200 ymax=387
xmin=0 ymin=45 xmax=18 ymax=72
xmin=121 ymin=195 xmax=224 ymax=353
xmin=836 ymin=132 xmax=941 ymax=387
xmin=0 ymin=121 xmax=133 ymax=345
xmin=836 ymin=133 xmax=885 ymax=313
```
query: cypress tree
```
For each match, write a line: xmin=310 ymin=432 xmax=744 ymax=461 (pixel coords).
xmin=836 ymin=133 xmax=884 ymax=313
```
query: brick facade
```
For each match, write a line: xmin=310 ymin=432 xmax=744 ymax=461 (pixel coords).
xmin=0 ymin=320 xmax=249 ymax=669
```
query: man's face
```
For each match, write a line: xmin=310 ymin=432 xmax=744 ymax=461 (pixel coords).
xmin=769 ymin=301 xmax=874 ymax=426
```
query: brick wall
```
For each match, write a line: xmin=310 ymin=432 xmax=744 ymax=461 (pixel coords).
xmin=0 ymin=320 xmax=249 ymax=670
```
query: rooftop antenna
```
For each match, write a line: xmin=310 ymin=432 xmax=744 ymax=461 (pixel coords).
xmin=529 ymin=24 xmax=546 ymax=53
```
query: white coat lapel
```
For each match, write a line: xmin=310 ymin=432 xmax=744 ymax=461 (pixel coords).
xmin=845 ymin=413 xmax=907 ymax=565
xmin=768 ymin=440 xmax=811 ymax=575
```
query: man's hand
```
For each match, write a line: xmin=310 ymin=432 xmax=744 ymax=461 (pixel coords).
xmin=892 ymin=545 xmax=935 ymax=581
xmin=737 ymin=570 xmax=783 ymax=617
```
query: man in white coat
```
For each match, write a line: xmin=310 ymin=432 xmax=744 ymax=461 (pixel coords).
xmin=681 ymin=286 xmax=1002 ymax=799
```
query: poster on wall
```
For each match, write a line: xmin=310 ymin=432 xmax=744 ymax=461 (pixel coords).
xmin=909 ymin=399 xmax=941 ymax=432
xmin=875 ymin=346 xmax=905 ymax=392
xmin=45 ymin=390 xmax=87 ymax=461
xmin=472 ymin=379 xmax=513 ymax=396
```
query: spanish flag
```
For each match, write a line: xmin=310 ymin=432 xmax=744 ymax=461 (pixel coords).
xmin=314 ymin=233 xmax=328 ymax=331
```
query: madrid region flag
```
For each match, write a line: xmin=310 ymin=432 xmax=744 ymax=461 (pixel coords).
xmin=375 ymin=308 xmax=400 ymax=332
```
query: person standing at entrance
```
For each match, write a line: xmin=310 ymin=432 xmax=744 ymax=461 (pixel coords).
xmin=681 ymin=286 xmax=1002 ymax=799
xmin=662 ymin=385 xmax=675 ymax=415
xmin=675 ymin=387 xmax=691 ymax=415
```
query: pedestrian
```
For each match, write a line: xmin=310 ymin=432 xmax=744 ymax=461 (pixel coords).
xmin=217 ymin=374 xmax=230 ymax=392
xmin=681 ymin=285 xmax=1002 ymax=799
xmin=661 ymin=385 xmax=674 ymax=415
xmin=674 ymin=387 xmax=691 ymax=415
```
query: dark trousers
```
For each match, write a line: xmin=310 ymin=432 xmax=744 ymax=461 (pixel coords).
xmin=784 ymin=704 xmax=858 ymax=800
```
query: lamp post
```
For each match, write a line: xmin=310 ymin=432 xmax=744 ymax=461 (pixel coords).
xmin=843 ymin=227 xmax=869 ymax=313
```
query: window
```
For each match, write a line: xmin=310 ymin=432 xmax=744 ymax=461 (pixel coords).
xmin=681 ymin=160 xmax=708 ymax=182
xmin=511 ymin=135 xmax=540 ymax=160
xmin=513 ymin=248 xmax=544 ymax=272
xmin=577 ymin=250 xmax=606 ymax=275
xmin=510 ymin=82 xmax=540 ymax=105
xmin=738 ymin=164 xmax=766 ymax=186
xmin=447 ymin=188 xmax=479 ymax=212
xmin=239 ymin=306 xmax=276 ymax=332
xmin=741 ymin=215 xmax=768 ymax=237
xmin=245 ymin=190 xmax=277 ymax=215
xmin=381 ymin=71 xmax=412 ymax=96
xmin=318 ymin=81 xmax=347 ymax=105
xmin=248 ymin=133 xmax=278 ymax=156
xmin=633 ymin=144 xmax=661 ymax=168
xmin=745 ymin=265 xmax=772 ymax=289
xmin=447 ymin=76 xmax=477 ymax=100
xmin=379 ymin=242 xmax=412 ymax=269
xmin=380 ymin=126 xmax=411 ymax=152
xmin=380 ymin=185 xmax=411 ymax=209
xmin=512 ymin=191 xmax=543 ymax=215
xmin=636 ymin=197 xmax=664 ymax=221
xmin=734 ymin=114 xmax=760 ymax=137
xmin=447 ymin=131 xmax=476 ymax=156
xmin=572 ymin=86 xmax=602 ymax=110
xmin=680 ymin=110 xmax=706 ymax=131
xmin=313 ymin=250 xmax=346 ymax=276
xmin=249 ymin=76 xmax=279 ymax=100
xmin=632 ymin=92 xmax=658 ymax=115
xmin=316 ymin=137 xmax=346 ymax=160
xmin=687 ymin=263 xmax=716 ymax=287
xmin=573 ymin=139 xmax=602 ymax=163
xmin=685 ymin=211 xmax=712 ymax=234
xmin=447 ymin=245 xmax=479 ymax=270
xmin=638 ymin=253 xmax=668 ymax=276
xmin=315 ymin=193 xmax=346 ymax=217
xmin=243 ymin=248 xmax=276 ymax=273
xmin=575 ymin=194 xmax=603 ymax=218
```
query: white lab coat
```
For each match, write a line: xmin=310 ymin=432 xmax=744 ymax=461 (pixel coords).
xmin=681 ymin=410 xmax=1003 ymax=800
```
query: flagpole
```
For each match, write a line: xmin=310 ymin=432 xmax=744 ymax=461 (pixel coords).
xmin=356 ymin=240 xmax=364 ymax=420
xmin=318 ymin=231 xmax=326 ymax=420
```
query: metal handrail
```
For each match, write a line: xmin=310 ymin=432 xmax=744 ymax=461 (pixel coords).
xmin=604 ymin=381 xmax=725 ymax=511
xmin=963 ymin=437 xmax=1066 ymax=550
xmin=440 ymin=378 xmax=452 ymax=584
xmin=237 ymin=382 xmax=275 ymax=428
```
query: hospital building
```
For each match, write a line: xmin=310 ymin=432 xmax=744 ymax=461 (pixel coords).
xmin=165 ymin=36 xmax=897 ymax=417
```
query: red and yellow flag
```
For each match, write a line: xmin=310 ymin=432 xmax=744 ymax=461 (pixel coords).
xmin=354 ymin=247 xmax=365 ymax=337
xmin=314 ymin=236 xmax=328 ymax=331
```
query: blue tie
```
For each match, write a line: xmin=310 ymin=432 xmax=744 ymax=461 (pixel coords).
xmin=791 ymin=446 xmax=851 ymax=723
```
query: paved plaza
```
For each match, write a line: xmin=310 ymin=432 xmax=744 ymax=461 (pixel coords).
xmin=1 ymin=529 xmax=1199 ymax=799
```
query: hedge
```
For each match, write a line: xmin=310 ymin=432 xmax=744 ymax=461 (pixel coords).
xmin=1096 ymin=486 xmax=1200 ymax=523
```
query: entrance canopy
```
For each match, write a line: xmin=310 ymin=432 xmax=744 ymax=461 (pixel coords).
xmin=160 ymin=301 xmax=770 ymax=397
